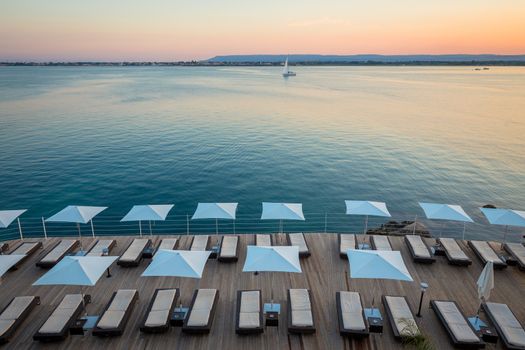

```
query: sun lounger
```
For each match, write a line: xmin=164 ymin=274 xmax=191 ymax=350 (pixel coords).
xmin=405 ymin=235 xmax=435 ymax=264
xmin=370 ymin=235 xmax=392 ymax=251
xmin=336 ymin=291 xmax=368 ymax=338
xmin=468 ymin=241 xmax=507 ymax=269
xmin=338 ymin=234 xmax=356 ymax=259
xmin=382 ymin=295 xmax=419 ymax=339
xmin=482 ymin=302 xmax=525 ymax=350
xmin=504 ymin=243 xmax=525 ymax=271
xmin=218 ymin=236 xmax=239 ymax=262
xmin=157 ymin=238 xmax=178 ymax=251
xmin=8 ymin=241 xmax=43 ymax=269
xmin=287 ymin=289 xmax=316 ymax=334
xmin=431 ymin=300 xmax=485 ymax=348
xmin=0 ymin=296 xmax=39 ymax=345
xmin=235 ymin=290 xmax=263 ymax=335
xmin=36 ymin=239 xmax=79 ymax=268
xmin=287 ymin=233 xmax=310 ymax=258
xmin=140 ymin=288 xmax=179 ymax=333
xmin=85 ymin=239 xmax=116 ymax=256
xmin=117 ymin=239 xmax=151 ymax=267
xmin=438 ymin=238 xmax=472 ymax=266
xmin=34 ymin=294 xmax=88 ymax=342
xmin=190 ymin=235 xmax=210 ymax=251
xmin=255 ymin=234 xmax=272 ymax=246
xmin=182 ymin=289 xmax=219 ymax=334
xmin=93 ymin=289 xmax=138 ymax=337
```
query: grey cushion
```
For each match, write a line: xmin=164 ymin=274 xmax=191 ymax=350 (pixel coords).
xmin=239 ymin=291 xmax=260 ymax=328
xmin=38 ymin=294 xmax=83 ymax=334
xmin=406 ymin=235 xmax=431 ymax=258
xmin=190 ymin=236 xmax=209 ymax=251
xmin=470 ymin=241 xmax=503 ymax=263
xmin=339 ymin=291 xmax=366 ymax=331
xmin=158 ymin=239 xmax=178 ymax=251
xmin=290 ymin=289 xmax=313 ymax=327
xmin=288 ymin=233 xmax=308 ymax=253
xmin=440 ymin=238 xmax=470 ymax=261
xmin=145 ymin=289 xmax=177 ymax=326
xmin=239 ymin=312 xmax=260 ymax=328
xmin=0 ymin=296 xmax=35 ymax=320
xmin=186 ymin=289 xmax=217 ymax=327
xmin=256 ymin=234 xmax=271 ymax=246
xmin=86 ymin=240 xmax=114 ymax=256
xmin=485 ymin=302 xmax=525 ymax=347
xmin=120 ymin=239 xmax=149 ymax=262
xmin=11 ymin=242 xmax=39 ymax=255
xmin=220 ymin=236 xmax=238 ymax=257
xmin=372 ymin=235 xmax=392 ymax=251
xmin=434 ymin=301 xmax=480 ymax=343
xmin=0 ymin=320 xmax=15 ymax=337
xmin=40 ymin=240 xmax=77 ymax=263
xmin=339 ymin=235 xmax=356 ymax=255
xmin=385 ymin=296 xmax=418 ymax=336
xmin=97 ymin=290 xmax=137 ymax=329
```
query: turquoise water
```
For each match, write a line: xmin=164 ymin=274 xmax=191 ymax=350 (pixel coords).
xmin=0 ymin=66 xmax=524 ymax=239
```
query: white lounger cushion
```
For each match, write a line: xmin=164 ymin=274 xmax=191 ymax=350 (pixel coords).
xmin=372 ymin=235 xmax=392 ymax=251
xmin=485 ymin=302 xmax=525 ymax=347
xmin=186 ymin=289 xmax=217 ymax=327
xmin=440 ymin=238 xmax=470 ymax=261
xmin=434 ymin=301 xmax=480 ymax=343
xmin=158 ymin=238 xmax=178 ymax=251
xmin=256 ymin=234 xmax=271 ymax=246
xmin=340 ymin=292 xmax=366 ymax=331
xmin=145 ymin=289 xmax=177 ymax=327
xmin=505 ymin=243 xmax=525 ymax=266
xmin=385 ymin=296 xmax=418 ymax=336
xmin=86 ymin=240 xmax=114 ymax=256
xmin=97 ymin=289 xmax=136 ymax=329
xmin=290 ymin=289 xmax=313 ymax=327
xmin=220 ymin=236 xmax=238 ymax=257
xmin=406 ymin=235 xmax=431 ymax=258
xmin=470 ymin=241 xmax=503 ymax=264
xmin=191 ymin=236 xmax=209 ymax=251
xmin=11 ymin=242 xmax=39 ymax=255
xmin=339 ymin=235 xmax=356 ymax=255
xmin=239 ymin=291 xmax=260 ymax=328
xmin=0 ymin=296 xmax=35 ymax=336
xmin=120 ymin=239 xmax=149 ymax=262
xmin=289 ymin=233 xmax=308 ymax=253
xmin=40 ymin=240 xmax=77 ymax=263
xmin=38 ymin=294 xmax=83 ymax=334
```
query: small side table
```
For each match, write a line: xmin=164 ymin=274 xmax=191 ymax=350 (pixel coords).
xmin=209 ymin=246 xmax=219 ymax=259
xmin=364 ymin=308 xmax=383 ymax=333
xmin=264 ymin=303 xmax=280 ymax=327
xmin=171 ymin=307 xmax=189 ymax=326
xmin=142 ymin=247 xmax=155 ymax=259
xmin=432 ymin=245 xmax=446 ymax=256
xmin=70 ymin=318 xmax=87 ymax=335
xmin=468 ymin=317 xmax=498 ymax=344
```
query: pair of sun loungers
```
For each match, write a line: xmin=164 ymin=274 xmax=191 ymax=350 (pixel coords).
xmin=188 ymin=235 xmax=240 ymax=262
xmin=0 ymin=296 xmax=40 ymax=344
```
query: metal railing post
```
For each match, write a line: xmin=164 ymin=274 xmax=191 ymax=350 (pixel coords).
xmin=42 ymin=217 xmax=48 ymax=239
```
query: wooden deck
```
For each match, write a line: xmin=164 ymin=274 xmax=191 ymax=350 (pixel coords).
xmin=1 ymin=234 xmax=523 ymax=349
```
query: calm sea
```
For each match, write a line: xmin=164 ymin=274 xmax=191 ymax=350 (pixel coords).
xmin=0 ymin=66 xmax=524 ymax=239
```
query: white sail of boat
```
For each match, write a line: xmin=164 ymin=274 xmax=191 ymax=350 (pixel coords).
xmin=282 ymin=56 xmax=296 ymax=77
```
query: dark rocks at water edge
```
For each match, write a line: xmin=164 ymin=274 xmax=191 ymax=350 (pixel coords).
xmin=366 ymin=220 xmax=431 ymax=237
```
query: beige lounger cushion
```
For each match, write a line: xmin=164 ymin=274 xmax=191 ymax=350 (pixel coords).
xmin=340 ymin=292 xmax=366 ymax=331
xmin=86 ymin=240 xmax=114 ymax=256
xmin=0 ymin=320 xmax=15 ymax=337
xmin=38 ymin=294 xmax=83 ymax=334
xmin=220 ymin=236 xmax=238 ymax=258
xmin=406 ymin=235 xmax=431 ymax=258
xmin=339 ymin=235 xmax=356 ymax=255
xmin=256 ymin=234 xmax=271 ymax=246
xmin=505 ymin=243 xmax=525 ymax=266
xmin=372 ymin=235 xmax=392 ymax=251
xmin=470 ymin=241 xmax=502 ymax=263
xmin=239 ymin=291 xmax=260 ymax=328
xmin=485 ymin=302 xmax=525 ymax=347
xmin=0 ymin=296 xmax=35 ymax=336
xmin=440 ymin=238 xmax=470 ymax=261
xmin=40 ymin=240 xmax=77 ymax=263
xmin=186 ymin=289 xmax=217 ymax=327
xmin=120 ymin=239 xmax=149 ymax=262
xmin=97 ymin=290 xmax=136 ymax=329
xmin=145 ymin=289 xmax=177 ymax=327
xmin=158 ymin=238 xmax=178 ymax=251
xmin=190 ymin=236 xmax=209 ymax=251
xmin=290 ymin=289 xmax=313 ymax=327
xmin=434 ymin=301 xmax=480 ymax=342
xmin=289 ymin=233 xmax=308 ymax=253
xmin=385 ymin=296 xmax=418 ymax=336
xmin=11 ymin=242 xmax=39 ymax=255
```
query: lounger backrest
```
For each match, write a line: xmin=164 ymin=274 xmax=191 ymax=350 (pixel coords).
xmin=470 ymin=241 xmax=502 ymax=263
xmin=40 ymin=240 xmax=77 ymax=263
xmin=220 ymin=236 xmax=238 ymax=258
xmin=97 ymin=290 xmax=137 ymax=330
xmin=0 ymin=296 xmax=35 ymax=337
xmin=86 ymin=240 xmax=114 ymax=256
xmin=256 ymin=234 xmax=271 ymax=246
xmin=485 ymin=302 xmax=525 ymax=348
xmin=406 ymin=235 xmax=431 ymax=258
xmin=385 ymin=296 xmax=418 ymax=336
xmin=38 ymin=294 xmax=83 ymax=334
xmin=120 ymin=239 xmax=149 ymax=261
xmin=339 ymin=235 xmax=356 ymax=255
xmin=158 ymin=238 xmax=178 ymax=251
xmin=505 ymin=243 xmax=525 ymax=266
xmin=186 ymin=289 xmax=217 ymax=327
xmin=289 ymin=289 xmax=313 ymax=327
xmin=440 ymin=238 xmax=469 ymax=261
xmin=239 ymin=291 xmax=261 ymax=329
xmin=339 ymin=291 xmax=366 ymax=331
xmin=145 ymin=289 xmax=177 ymax=327
xmin=289 ymin=233 xmax=308 ymax=253
xmin=191 ymin=236 xmax=209 ymax=251
xmin=11 ymin=242 xmax=38 ymax=255
xmin=372 ymin=235 xmax=392 ymax=251
xmin=434 ymin=301 xmax=480 ymax=343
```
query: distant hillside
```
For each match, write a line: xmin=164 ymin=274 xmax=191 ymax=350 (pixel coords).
xmin=206 ymin=54 xmax=525 ymax=64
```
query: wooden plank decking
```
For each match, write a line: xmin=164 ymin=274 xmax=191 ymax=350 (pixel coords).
xmin=0 ymin=233 xmax=523 ymax=349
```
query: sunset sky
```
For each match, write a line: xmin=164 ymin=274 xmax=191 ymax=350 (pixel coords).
xmin=1 ymin=0 xmax=524 ymax=61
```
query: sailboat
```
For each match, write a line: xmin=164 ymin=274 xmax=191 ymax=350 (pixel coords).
xmin=282 ymin=57 xmax=296 ymax=77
